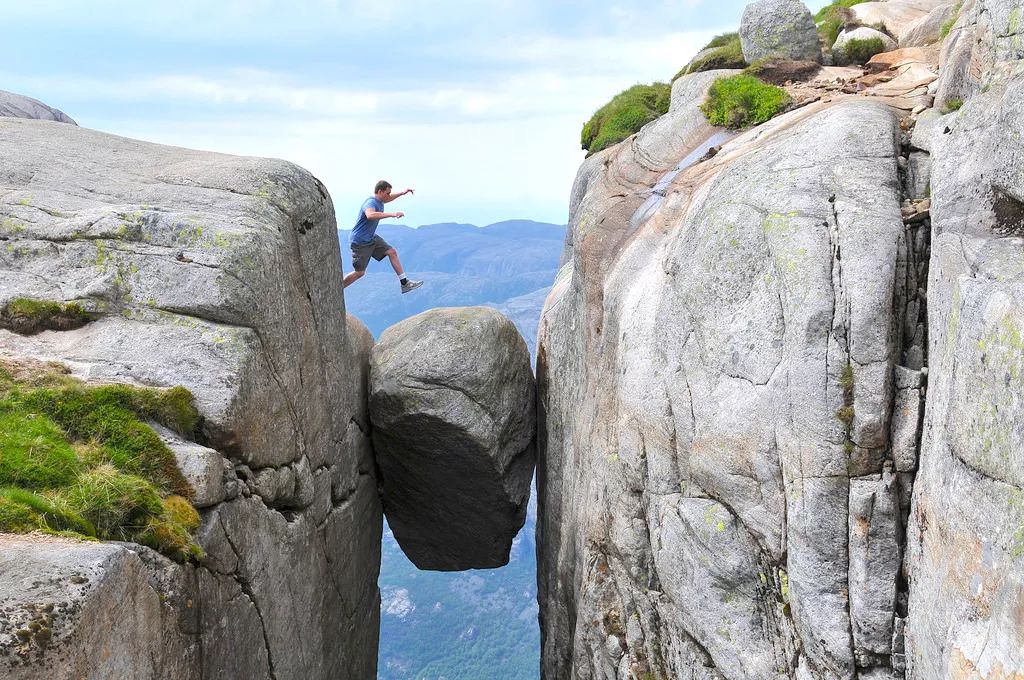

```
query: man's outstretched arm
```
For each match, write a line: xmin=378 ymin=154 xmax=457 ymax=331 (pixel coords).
xmin=364 ymin=208 xmax=404 ymax=219
xmin=382 ymin=188 xmax=414 ymax=203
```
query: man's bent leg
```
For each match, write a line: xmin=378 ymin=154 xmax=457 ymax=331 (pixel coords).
xmin=343 ymin=270 xmax=365 ymax=288
xmin=387 ymin=248 xmax=423 ymax=294
xmin=386 ymin=248 xmax=405 ymax=277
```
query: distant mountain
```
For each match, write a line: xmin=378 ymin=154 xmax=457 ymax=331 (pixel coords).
xmin=339 ymin=220 xmax=566 ymax=356
xmin=341 ymin=219 xmax=564 ymax=680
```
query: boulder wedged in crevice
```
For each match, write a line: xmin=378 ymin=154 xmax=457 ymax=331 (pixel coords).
xmin=369 ymin=306 xmax=536 ymax=571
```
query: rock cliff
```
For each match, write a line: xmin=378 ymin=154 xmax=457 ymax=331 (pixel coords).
xmin=537 ymin=0 xmax=1024 ymax=678
xmin=0 ymin=117 xmax=381 ymax=679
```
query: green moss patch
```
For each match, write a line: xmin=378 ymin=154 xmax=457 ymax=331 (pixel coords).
xmin=581 ymin=83 xmax=672 ymax=155
xmin=815 ymin=0 xmax=870 ymax=48
xmin=0 ymin=358 xmax=203 ymax=561
xmin=943 ymin=97 xmax=964 ymax=113
xmin=0 ymin=298 xmax=92 ymax=335
xmin=940 ymin=2 xmax=963 ymax=38
xmin=674 ymin=33 xmax=746 ymax=80
xmin=700 ymin=74 xmax=791 ymax=129
xmin=842 ymin=37 xmax=887 ymax=64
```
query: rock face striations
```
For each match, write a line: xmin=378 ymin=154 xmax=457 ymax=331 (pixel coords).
xmin=0 ymin=116 xmax=381 ymax=679
xmin=536 ymin=0 xmax=1024 ymax=677
xmin=369 ymin=306 xmax=536 ymax=570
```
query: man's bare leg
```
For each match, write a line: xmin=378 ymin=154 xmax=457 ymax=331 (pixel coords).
xmin=386 ymin=248 xmax=404 ymax=277
xmin=387 ymin=248 xmax=423 ymax=293
xmin=343 ymin=270 xmax=364 ymax=288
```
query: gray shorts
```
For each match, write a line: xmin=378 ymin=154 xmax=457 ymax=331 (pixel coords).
xmin=351 ymin=235 xmax=392 ymax=272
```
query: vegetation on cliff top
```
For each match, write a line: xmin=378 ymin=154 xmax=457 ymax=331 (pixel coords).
xmin=0 ymin=297 xmax=92 ymax=335
xmin=673 ymin=32 xmax=746 ymax=81
xmin=815 ymin=0 xmax=871 ymax=48
xmin=580 ymin=82 xmax=671 ymax=156
xmin=700 ymin=74 xmax=791 ymax=129
xmin=0 ymin=358 xmax=203 ymax=561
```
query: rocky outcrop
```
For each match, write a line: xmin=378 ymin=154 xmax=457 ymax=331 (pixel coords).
xmin=0 ymin=117 xmax=380 ymax=679
xmin=904 ymin=0 xmax=1024 ymax=673
xmin=539 ymin=0 xmax=1024 ymax=676
xmin=369 ymin=306 xmax=535 ymax=570
xmin=900 ymin=3 xmax=957 ymax=47
xmin=0 ymin=536 xmax=196 ymax=678
xmin=537 ymin=52 xmax=929 ymax=674
xmin=851 ymin=0 xmax=948 ymax=44
xmin=739 ymin=0 xmax=821 ymax=64
xmin=932 ymin=0 xmax=1024 ymax=107
xmin=0 ymin=90 xmax=76 ymax=124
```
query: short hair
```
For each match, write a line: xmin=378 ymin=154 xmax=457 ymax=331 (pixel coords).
xmin=374 ymin=180 xmax=392 ymax=193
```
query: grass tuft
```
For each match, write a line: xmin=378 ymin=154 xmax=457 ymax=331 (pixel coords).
xmin=700 ymin=74 xmax=791 ymax=129
xmin=581 ymin=83 xmax=672 ymax=155
xmin=0 ymin=408 xmax=81 ymax=488
xmin=836 ymin=406 xmax=855 ymax=426
xmin=943 ymin=98 xmax=964 ymax=112
xmin=0 ymin=487 xmax=96 ymax=536
xmin=0 ymin=298 xmax=92 ymax=335
xmin=674 ymin=33 xmax=746 ymax=80
xmin=841 ymin=37 xmax=887 ymax=64
xmin=0 ymin=359 xmax=202 ymax=562
xmin=815 ymin=0 xmax=871 ymax=48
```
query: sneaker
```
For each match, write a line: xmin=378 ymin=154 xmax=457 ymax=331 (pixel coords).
xmin=401 ymin=279 xmax=424 ymax=294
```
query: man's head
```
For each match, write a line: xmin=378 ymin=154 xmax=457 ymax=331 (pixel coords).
xmin=374 ymin=180 xmax=392 ymax=199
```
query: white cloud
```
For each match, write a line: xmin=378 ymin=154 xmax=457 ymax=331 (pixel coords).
xmin=2 ymin=2 xmax=741 ymax=225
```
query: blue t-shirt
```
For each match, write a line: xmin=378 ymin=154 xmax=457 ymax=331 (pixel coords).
xmin=351 ymin=197 xmax=384 ymax=244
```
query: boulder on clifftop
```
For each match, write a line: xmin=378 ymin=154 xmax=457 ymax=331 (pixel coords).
xmin=739 ymin=0 xmax=822 ymax=64
xmin=0 ymin=89 xmax=76 ymax=124
xmin=369 ymin=306 xmax=536 ymax=571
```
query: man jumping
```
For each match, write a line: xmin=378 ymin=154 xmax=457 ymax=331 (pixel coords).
xmin=343 ymin=180 xmax=423 ymax=293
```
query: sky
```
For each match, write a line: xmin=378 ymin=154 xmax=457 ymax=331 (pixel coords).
xmin=3 ymin=0 xmax=828 ymax=227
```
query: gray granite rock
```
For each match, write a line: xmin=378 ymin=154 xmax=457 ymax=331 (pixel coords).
xmin=934 ymin=0 xmax=1024 ymax=108
xmin=739 ymin=0 xmax=822 ymax=63
xmin=906 ymin=151 xmax=932 ymax=199
xmin=0 ymin=90 xmax=76 ymax=124
xmin=850 ymin=0 xmax=950 ymax=45
xmin=891 ymin=380 xmax=922 ymax=472
xmin=905 ymin=44 xmax=1024 ymax=678
xmin=900 ymin=2 xmax=957 ymax=46
xmin=0 ymin=536 xmax=196 ymax=679
xmin=369 ymin=306 xmax=535 ymax=570
xmin=909 ymin=107 xmax=946 ymax=152
xmin=849 ymin=472 xmax=900 ymax=664
xmin=537 ymin=76 xmax=913 ymax=675
xmin=0 ymin=119 xmax=381 ymax=679
xmin=153 ymin=423 xmax=238 ymax=508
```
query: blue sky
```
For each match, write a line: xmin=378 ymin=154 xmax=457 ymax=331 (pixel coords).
xmin=4 ymin=1 xmax=827 ymax=227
